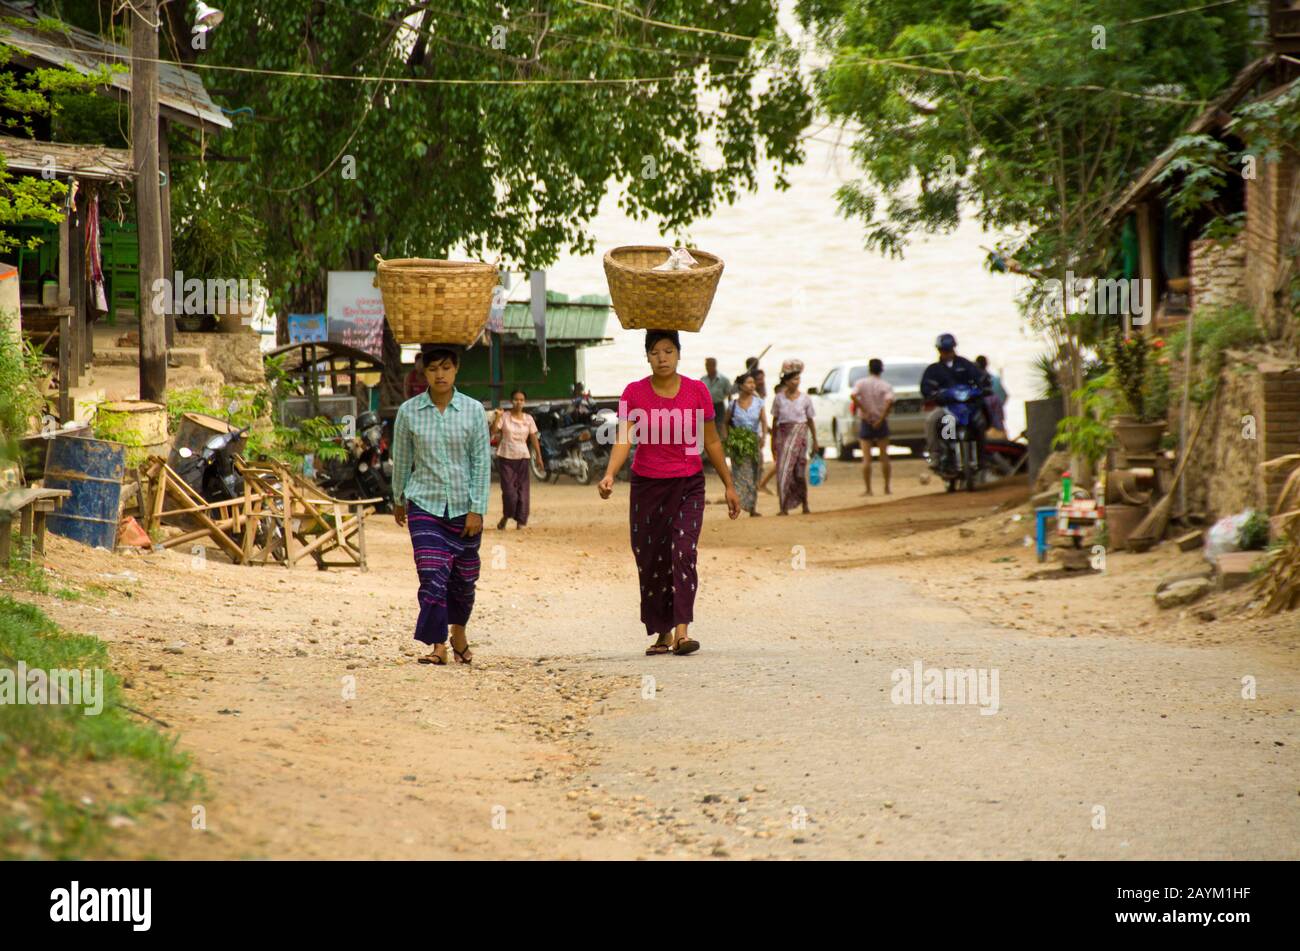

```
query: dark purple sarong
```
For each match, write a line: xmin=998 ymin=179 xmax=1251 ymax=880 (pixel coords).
xmin=406 ymin=502 xmax=482 ymax=645
xmin=498 ymin=457 xmax=531 ymax=525
xmin=629 ymin=471 xmax=705 ymax=637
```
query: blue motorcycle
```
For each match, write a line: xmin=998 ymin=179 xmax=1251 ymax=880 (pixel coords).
xmin=931 ymin=384 xmax=986 ymax=493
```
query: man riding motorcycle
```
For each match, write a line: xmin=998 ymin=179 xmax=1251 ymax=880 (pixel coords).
xmin=920 ymin=333 xmax=992 ymax=468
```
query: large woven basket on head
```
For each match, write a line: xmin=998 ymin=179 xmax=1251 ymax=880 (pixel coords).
xmin=372 ymin=254 xmax=497 ymax=346
xmin=602 ymin=246 xmax=724 ymax=331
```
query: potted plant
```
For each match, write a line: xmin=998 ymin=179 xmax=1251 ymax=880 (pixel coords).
xmin=171 ymin=165 xmax=265 ymax=334
xmin=1108 ymin=331 xmax=1168 ymax=453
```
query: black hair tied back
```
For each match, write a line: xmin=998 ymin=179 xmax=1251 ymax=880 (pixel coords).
xmin=644 ymin=329 xmax=682 ymax=353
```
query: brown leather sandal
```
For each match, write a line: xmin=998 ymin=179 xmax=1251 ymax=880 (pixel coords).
xmin=417 ymin=645 xmax=448 ymax=665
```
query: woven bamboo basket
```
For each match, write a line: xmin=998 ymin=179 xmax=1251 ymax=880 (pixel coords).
xmin=372 ymin=254 xmax=497 ymax=345
xmin=602 ymin=246 xmax=724 ymax=331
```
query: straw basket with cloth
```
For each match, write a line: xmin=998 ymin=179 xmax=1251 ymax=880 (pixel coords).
xmin=372 ymin=254 xmax=498 ymax=346
xmin=603 ymin=246 xmax=724 ymax=331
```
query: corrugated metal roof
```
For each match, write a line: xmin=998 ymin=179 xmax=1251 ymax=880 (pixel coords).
xmin=502 ymin=295 xmax=612 ymax=344
xmin=0 ymin=3 xmax=232 ymax=132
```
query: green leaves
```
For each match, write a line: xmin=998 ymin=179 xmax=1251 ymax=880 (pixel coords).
xmin=179 ymin=0 xmax=811 ymax=316
xmin=800 ymin=0 xmax=1250 ymax=271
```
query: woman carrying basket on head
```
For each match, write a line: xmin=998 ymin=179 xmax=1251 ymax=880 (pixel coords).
xmin=598 ymin=330 xmax=740 ymax=656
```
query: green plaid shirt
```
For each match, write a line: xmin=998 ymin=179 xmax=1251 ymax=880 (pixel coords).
xmin=392 ymin=388 xmax=491 ymax=518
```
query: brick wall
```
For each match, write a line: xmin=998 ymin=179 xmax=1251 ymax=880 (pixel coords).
xmin=1191 ymin=235 xmax=1247 ymax=313
xmin=1244 ymin=149 xmax=1299 ymax=339
xmin=1261 ymin=364 xmax=1300 ymax=512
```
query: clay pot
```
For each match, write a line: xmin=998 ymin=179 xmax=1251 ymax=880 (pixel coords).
xmin=1113 ymin=418 xmax=1166 ymax=454
xmin=1104 ymin=503 xmax=1148 ymax=549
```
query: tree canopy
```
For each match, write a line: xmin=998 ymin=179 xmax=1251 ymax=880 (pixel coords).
xmin=795 ymin=0 xmax=1252 ymax=273
xmin=170 ymin=0 xmax=812 ymax=320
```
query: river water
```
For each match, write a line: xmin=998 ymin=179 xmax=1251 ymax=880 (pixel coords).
xmin=543 ymin=131 xmax=1041 ymax=436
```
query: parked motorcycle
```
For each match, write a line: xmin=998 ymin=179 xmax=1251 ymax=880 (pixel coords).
xmin=928 ymin=384 xmax=987 ymax=493
xmin=531 ymin=403 xmax=597 ymax=484
xmin=322 ymin=411 xmax=393 ymax=510
xmin=176 ymin=426 xmax=250 ymax=503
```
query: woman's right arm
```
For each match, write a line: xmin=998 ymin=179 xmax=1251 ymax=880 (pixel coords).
xmin=598 ymin=419 xmax=632 ymax=498
xmin=391 ymin=407 xmax=413 ymax=525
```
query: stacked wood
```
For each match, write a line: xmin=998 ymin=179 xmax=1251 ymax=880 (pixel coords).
xmin=141 ymin=456 xmax=381 ymax=570
xmin=1252 ymin=454 xmax=1300 ymax=615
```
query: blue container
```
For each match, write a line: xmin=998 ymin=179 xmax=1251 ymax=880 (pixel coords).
xmin=43 ymin=436 xmax=126 ymax=550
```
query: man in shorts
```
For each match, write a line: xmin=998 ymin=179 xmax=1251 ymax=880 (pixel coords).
xmin=850 ymin=358 xmax=895 ymax=496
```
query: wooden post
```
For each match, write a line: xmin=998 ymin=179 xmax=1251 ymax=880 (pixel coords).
xmin=132 ymin=0 xmax=166 ymax=401
xmin=57 ymin=213 xmax=71 ymax=307
xmin=160 ymin=119 xmax=175 ymax=348
xmin=1135 ymin=202 xmax=1159 ymax=333
xmin=58 ymin=313 xmax=71 ymax=422
xmin=68 ymin=197 xmax=87 ymax=382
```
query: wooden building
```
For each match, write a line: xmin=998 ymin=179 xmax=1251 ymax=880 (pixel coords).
xmin=1102 ymin=55 xmax=1299 ymax=333
xmin=0 ymin=2 xmax=231 ymax=420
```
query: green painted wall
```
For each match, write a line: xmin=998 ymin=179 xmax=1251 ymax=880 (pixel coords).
xmin=456 ymin=345 xmax=579 ymax=403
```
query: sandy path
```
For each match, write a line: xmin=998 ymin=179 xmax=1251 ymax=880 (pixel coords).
xmin=23 ymin=456 xmax=1300 ymax=859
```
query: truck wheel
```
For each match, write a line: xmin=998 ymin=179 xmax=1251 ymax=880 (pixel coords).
xmin=835 ymin=423 xmax=856 ymax=461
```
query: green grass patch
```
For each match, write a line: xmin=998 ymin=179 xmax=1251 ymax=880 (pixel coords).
xmin=0 ymin=595 xmax=200 ymax=858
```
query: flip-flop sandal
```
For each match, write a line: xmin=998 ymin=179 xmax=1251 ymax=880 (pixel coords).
xmin=417 ymin=649 xmax=447 ymax=665
xmin=453 ymin=642 xmax=473 ymax=665
xmin=645 ymin=643 xmax=671 ymax=656
xmin=672 ymin=638 xmax=700 ymax=656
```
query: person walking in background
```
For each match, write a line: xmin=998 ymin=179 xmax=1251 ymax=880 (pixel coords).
xmin=491 ymin=387 xmax=542 ymax=530
xmin=770 ymin=359 xmax=818 ymax=515
xmin=392 ymin=344 xmax=491 ymax=666
xmin=404 ymin=353 xmax=427 ymax=400
xmin=975 ymin=355 xmax=1008 ymax=435
xmin=851 ymin=358 xmax=895 ymax=496
xmin=598 ymin=330 xmax=740 ymax=657
xmin=703 ymin=357 xmax=731 ymax=436
xmin=725 ymin=371 xmax=767 ymax=516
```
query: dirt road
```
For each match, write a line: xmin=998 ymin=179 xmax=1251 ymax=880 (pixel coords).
xmin=25 ymin=457 xmax=1300 ymax=859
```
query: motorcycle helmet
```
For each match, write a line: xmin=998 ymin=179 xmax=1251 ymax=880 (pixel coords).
xmin=356 ymin=411 xmax=380 ymax=431
xmin=935 ymin=333 xmax=957 ymax=350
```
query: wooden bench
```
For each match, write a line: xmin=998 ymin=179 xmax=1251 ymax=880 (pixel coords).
xmin=0 ymin=487 xmax=71 ymax=566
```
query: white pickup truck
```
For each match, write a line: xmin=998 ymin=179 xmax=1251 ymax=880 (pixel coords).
xmin=808 ymin=360 xmax=931 ymax=460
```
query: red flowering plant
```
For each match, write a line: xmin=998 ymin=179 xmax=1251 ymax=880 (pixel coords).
xmin=1108 ymin=330 xmax=1168 ymax=423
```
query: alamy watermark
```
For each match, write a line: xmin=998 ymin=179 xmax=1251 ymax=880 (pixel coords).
xmin=891 ymin=660 xmax=1000 ymax=716
xmin=149 ymin=270 xmax=263 ymax=318
xmin=1038 ymin=271 xmax=1151 ymax=326
xmin=0 ymin=662 xmax=104 ymax=715
xmin=612 ymin=404 xmax=706 ymax=456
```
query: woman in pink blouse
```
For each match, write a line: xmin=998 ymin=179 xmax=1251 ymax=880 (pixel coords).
xmin=490 ymin=388 xmax=543 ymax=529
xmin=598 ymin=330 xmax=740 ymax=656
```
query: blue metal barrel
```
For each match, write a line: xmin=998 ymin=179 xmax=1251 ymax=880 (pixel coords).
xmin=43 ymin=436 xmax=126 ymax=550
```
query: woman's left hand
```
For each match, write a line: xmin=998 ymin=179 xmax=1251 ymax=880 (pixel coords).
xmin=724 ymin=485 xmax=741 ymax=520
